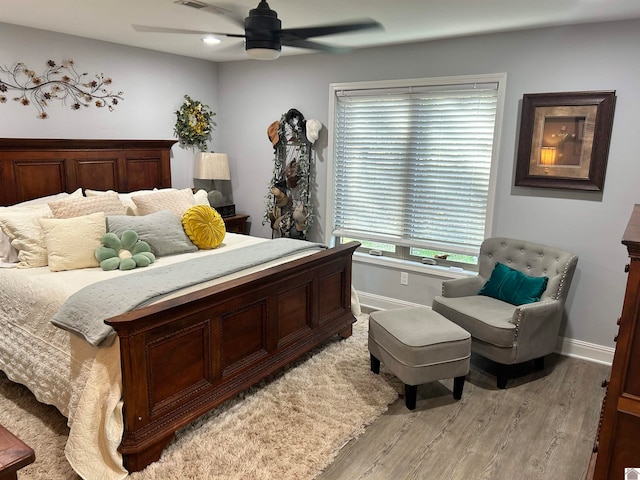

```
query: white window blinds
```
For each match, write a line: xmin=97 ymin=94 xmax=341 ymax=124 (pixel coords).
xmin=332 ymin=80 xmax=499 ymax=256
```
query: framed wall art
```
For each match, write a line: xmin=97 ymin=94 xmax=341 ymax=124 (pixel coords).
xmin=515 ymin=90 xmax=616 ymax=191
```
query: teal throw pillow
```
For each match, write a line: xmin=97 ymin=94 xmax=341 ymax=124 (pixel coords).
xmin=479 ymin=262 xmax=548 ymax=306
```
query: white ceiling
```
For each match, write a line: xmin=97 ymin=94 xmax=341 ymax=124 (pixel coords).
xmin=2 ymin=0 xmax=640 ymax=62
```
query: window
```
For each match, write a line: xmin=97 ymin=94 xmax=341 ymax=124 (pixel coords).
xmin=328 ymin=74 xmax=506 ymax=269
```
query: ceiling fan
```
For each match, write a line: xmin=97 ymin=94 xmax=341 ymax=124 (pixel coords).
xmin=133 ymin=0 xmax=383 ymax=60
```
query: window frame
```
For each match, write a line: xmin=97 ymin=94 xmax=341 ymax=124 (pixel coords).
xmin=325 ymin=73 xmax=507 ymax=271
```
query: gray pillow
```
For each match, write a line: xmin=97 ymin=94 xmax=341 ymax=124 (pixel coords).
xmin=106 ymin=210 xmax=198 ymax=257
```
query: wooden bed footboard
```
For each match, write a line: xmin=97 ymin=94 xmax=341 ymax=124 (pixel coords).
xmin=106 ymin=241 xmax=360 ymax=472
xmin=0 ymin=138 xmax=359 ymax=473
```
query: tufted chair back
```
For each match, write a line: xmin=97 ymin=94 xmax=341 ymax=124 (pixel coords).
xmin=477 ymin=237 xmax=578 ymax=305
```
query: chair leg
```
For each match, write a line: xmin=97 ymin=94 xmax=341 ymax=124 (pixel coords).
xmin=370 ymin=354 xmax=380 ymax=374
xmin=453 ymin=375 xmax=466 ymax=400
xmin=534 ymin=356 xmax=545 ymax=371
xmin=404 ymin=384 xmax=417 ymax=410
xmin=496 ymin=364 xmax=509 ymax=389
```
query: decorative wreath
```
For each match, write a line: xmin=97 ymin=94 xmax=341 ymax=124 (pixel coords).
xmin=174 ymin=94 xmax=216 ymax=151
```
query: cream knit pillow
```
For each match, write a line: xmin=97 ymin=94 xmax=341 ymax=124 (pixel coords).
xmin=0 ymin=205 xmax=52 ymax=268
xmin=39 ymin=212 xmax=106 ymax=271
xmin=132 ymin=188 xmax=196 ymax=217
xmin=48 ymin=192 xmax=125 ymax=218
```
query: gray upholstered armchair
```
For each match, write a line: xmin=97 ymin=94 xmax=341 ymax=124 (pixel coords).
xmin=432 ymin=237 xmax=578 ymax=388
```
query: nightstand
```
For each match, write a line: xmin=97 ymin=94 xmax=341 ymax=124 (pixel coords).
xmin=0 ymin=425 xmax=35 ymax=479
xmin=223 ymin=214 xmax=250 ymax=235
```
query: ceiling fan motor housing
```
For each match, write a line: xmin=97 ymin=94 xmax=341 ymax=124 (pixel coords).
xmin=245 ymin=0 xmax=282 ymax=51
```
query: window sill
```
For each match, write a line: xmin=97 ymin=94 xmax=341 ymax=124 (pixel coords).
xmin=352 ymin=251 xmax=477 ymax=281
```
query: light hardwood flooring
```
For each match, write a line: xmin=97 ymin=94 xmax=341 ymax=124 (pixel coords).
xmin=316 ymin=353 xmax=609 ymax=480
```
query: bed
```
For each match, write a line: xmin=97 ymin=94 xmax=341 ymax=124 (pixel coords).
xmin=0 ymin=138 xmax=359 ymax=479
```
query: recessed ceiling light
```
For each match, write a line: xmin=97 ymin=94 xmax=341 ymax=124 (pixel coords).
xmin=202 ymin=36 xmax=221 ymax=45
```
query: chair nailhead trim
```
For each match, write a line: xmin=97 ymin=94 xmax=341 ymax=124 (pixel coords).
xmin=514 ymin=309 xmax=522 ymax=338
xmin=555 ymin=255 xmax=576 ymax=301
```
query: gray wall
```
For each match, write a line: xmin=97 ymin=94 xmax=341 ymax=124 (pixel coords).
xmin=2 ymin=19 xmax=639 ymax=355
xmin=0 ymin=22 xmax=220 ymax=187
xmin=216 ymin=19 xmax=640 ymax=352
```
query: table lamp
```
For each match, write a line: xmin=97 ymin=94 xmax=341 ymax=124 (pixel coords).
xmin=194 ymin=152 xmax=235 ymax=217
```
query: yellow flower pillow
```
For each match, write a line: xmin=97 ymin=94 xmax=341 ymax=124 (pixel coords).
xmin=182 ymin=205 xmax=226 ymax=249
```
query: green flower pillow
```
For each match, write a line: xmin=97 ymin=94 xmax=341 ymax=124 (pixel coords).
xmin=95 ymin=230 xmax=155 ymax=271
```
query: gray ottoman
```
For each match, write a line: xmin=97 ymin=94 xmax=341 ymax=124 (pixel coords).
xmin=368 ymin=307 xmax=471 ymax=410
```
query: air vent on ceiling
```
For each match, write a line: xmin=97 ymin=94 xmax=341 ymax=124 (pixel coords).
xmin=174 ymin=0 xmax=209 ymax=9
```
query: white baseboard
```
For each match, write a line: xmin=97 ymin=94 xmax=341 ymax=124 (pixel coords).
xmin=556 ymin=337 xmax=614 ymax=366
xmin=357 ymin=291 xmax=614 ymax=366
xmin=357 ymin=292 xmax=425 ymax=313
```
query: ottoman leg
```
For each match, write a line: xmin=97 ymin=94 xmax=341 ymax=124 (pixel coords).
xmin=453 ymin=375 xmax=466 ymax=400
xmin=370 ymin=354 xmax=380 ymax=374
xmin=404 ymin=384 xmax=417 ymax=410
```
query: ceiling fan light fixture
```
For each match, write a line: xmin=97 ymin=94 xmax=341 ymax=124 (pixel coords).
xmin=246 ymin=47 xmax=281 ymax=60
xmin=202 ymin=35 xmax=221 ymax=45
xmin=243 ymin=1 xmax=281 ymax=60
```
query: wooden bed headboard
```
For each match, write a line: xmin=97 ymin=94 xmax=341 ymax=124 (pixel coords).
xmin=0 ymin=138 xmax=175 ymax=206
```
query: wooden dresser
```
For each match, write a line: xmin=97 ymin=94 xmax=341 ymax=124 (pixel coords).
xmin=587 ymin=204 xmax=640 ymax=479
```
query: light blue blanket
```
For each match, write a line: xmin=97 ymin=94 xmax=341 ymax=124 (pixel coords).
xmin=51 ymin=238 xmax=326 ymax=347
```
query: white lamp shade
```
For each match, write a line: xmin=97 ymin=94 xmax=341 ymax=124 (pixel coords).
xmin=194 ymin=152 xmax=231 ymax=180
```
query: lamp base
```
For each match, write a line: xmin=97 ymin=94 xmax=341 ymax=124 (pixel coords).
xmin=215 ymin=204 xmax=236 ymax=218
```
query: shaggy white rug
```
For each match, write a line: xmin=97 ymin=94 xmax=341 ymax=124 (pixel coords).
xmin=0 ymin=315 xmax=399 ymax=479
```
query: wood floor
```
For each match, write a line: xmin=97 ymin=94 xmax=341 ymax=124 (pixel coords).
xmin=316 ymin=352 xmax=609 ymax=480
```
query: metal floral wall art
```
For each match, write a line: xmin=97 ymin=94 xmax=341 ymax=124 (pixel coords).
xmin=0 ymin=59 xmax=124 ymax=119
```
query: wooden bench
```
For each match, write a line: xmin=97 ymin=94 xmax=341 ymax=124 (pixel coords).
xmin=0 ymin=425 xmax=35 ymax=480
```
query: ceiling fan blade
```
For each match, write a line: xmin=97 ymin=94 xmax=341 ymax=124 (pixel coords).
xmin=132 ymin=24 xmax=245 ymax=38
xmin=173 ymin=0 xmax=245 ymax=28
xmin=281 ymin=38 xmax=350 ymax=54
xmin=280 ymin=20 xmax=383 ymax=41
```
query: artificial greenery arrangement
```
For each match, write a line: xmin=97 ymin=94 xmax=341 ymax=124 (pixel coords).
xmin=174 ymin=94 xmax=216 ymax=151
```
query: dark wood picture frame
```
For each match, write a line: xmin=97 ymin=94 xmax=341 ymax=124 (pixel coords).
xmin=515 ymin=90 xmax=616 ymax=191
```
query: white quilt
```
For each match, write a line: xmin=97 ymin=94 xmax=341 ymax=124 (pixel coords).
xmin=0 ymin=233 xmax=327 ymax=480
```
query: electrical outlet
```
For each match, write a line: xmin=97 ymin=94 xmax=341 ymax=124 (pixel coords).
xmin=400 ymin=271 xmax=409 ymax=285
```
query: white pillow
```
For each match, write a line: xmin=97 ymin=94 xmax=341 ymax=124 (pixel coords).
xmin=193 ymin=189 xmax=210 ymax=206
xmin=0 ymin=205 xmax=52 ymax=268
xmin=48 ymin=192 xmax=125 ymax=218
xmin=0 ymin=190 xmax=81 ymax=265
xmin=132 ymin=188 xmax=196 ymax=218
xmin=84 ymin=189 xmax=116 ymax=196
xmin=0 ymin=230 xmax=19 ymax=267
xmin=14 ymin=188 xmax=83 ymax=207
xmin=39 ymin=212 xmax=106 ymax=271
xmin=85 ymin=188 xmax=159 ymax=216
